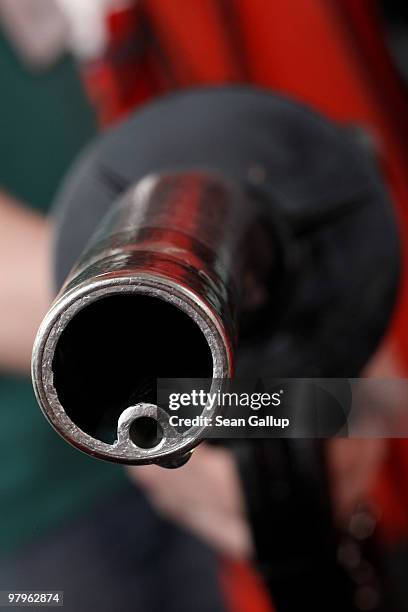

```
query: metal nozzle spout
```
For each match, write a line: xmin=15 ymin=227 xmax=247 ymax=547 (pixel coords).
xmin=32 ymin=172 xmax=253 ymax=465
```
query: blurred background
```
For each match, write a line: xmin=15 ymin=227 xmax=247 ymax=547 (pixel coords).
xmin=2 ymin=1 xmax=408 ymax=611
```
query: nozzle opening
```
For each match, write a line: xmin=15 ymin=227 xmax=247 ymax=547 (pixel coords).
xmin=51 ymin=294 xmax=213 ymax=444
xmin=129 ymin=416 xmax=164 ymax=449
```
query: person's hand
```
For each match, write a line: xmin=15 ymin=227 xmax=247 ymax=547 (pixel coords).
xmin=127 ymin=444 xmax=254 ymax=559
xmin=328 ymin=342 xmax=402 ymax=526
xmin=0 ymin=193 xmax=52 ymax=373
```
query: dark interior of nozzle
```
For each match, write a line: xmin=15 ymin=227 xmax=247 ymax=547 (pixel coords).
xmin=52 ymin=294 xmax=213 ymax=445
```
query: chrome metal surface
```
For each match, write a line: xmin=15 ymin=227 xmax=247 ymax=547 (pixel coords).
xmin=32 ymin=171 xmax=254 ymax=465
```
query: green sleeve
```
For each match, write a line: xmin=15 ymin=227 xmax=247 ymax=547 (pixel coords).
xmin=0 ymin=30 xmax=125 ymax=557
xmin=0 ymin=28 xmax=96 ymax=212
